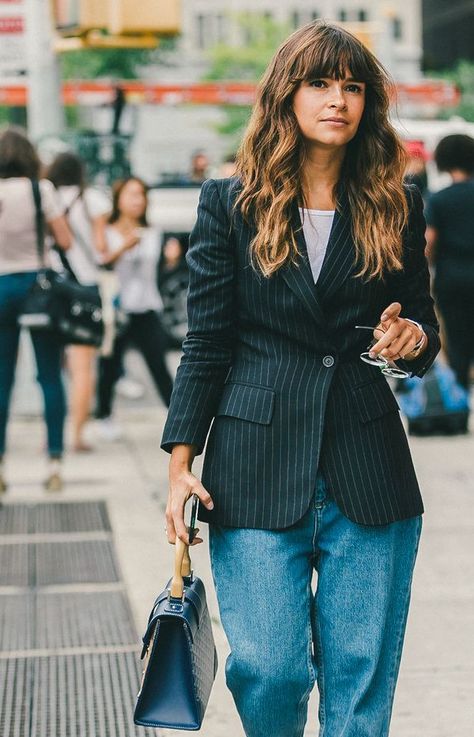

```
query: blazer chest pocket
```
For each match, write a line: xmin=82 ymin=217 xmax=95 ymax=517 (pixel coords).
xmin=352 ymin=380 xmax=400 ymax=423
xmin=216 ymin=382 xmax=275 ymax=425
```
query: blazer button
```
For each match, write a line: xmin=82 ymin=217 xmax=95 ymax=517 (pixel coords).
xmin=323 ymin=355 xmax=335 ymax=368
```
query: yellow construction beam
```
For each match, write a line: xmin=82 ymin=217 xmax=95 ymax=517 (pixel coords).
xmin=54 ymin=32 xmax=159 ymax=52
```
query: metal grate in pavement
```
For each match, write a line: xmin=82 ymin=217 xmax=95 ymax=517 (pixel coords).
xmin=34 ymin=500 xmax=111 ymax=534
xmin=0 ymin=500 xmax=111 ymax=535
xmin=35 ymin=540 xmax=120 ymax=586
xmin=0 ymin=593 xmax=33 ymax=652
xmin=0 ymin=658 xmax=31 ymax=737
xmin=35 ymin=591 xmax=137 ymax=650
xmin=30 ymin=652 xmax=159 ymax=737
xmin=0 ymin=504 xmax=30 ymax=535
xmin=0 ymin=543 xmax=30 ymax=587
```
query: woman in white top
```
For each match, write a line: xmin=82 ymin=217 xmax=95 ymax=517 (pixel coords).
xmin=0 ymin=127 xmax=71 ymax=492
xmin=47 ymin=152 xmax=111 ymax=452
xmin=96 ymin=177 xmax=173 ymax=429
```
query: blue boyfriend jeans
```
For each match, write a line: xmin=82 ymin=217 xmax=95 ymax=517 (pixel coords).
xmin=209 ymin=474 xmax=422 ymax=737
xmin=0 ymin=272 xmax=66 ymax=457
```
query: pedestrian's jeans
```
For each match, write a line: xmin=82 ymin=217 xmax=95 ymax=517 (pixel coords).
xmin=209 ymin=473 xmax=422 ymax=737
xmin=0 ymin=272 xmax=66 ymax=456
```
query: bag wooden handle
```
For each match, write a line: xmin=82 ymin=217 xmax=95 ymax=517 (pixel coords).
xmin=169 ymin=536 xmax=192 ymax=599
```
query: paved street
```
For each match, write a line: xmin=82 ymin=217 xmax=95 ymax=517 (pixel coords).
xmin=1 ymin=351 xmax=473 ymax=737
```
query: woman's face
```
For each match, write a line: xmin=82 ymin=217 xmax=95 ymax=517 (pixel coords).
xmin=118 ymin=179 xmax=147 ymax=220
xmin=292 ymin=70 xmax=366 ymax=152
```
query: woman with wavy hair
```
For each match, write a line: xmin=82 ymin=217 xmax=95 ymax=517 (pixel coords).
xmin=161 ymin=21 xmax=439 ymax=737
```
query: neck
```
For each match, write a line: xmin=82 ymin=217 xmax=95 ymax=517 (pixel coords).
xmin=115 ymin=214 xmax=140 ymax=229
xmin=450 ymin=169 xmax=471 ymax=183
xmin=301 ymin=144 xmax=345 ymax=207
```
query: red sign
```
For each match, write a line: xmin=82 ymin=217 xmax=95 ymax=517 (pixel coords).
xmin=0 ymin=16 xmax=23 ymax=32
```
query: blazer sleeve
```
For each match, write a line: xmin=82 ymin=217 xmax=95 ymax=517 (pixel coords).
xmin=388 ymin=183 xmax=440 ymax=378
xmin=161 ymin=178 xmax=236 ymax=454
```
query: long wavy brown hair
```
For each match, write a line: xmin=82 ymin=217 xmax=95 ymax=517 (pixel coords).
xmin=236 ymin=21 xmax=409 ymax=280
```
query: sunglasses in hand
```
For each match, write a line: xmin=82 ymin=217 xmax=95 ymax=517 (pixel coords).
xmin=355 ymin=325 xmax=410 ymax=379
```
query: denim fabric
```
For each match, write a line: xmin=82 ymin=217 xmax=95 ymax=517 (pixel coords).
xmin=0 ymin=272 xmax=66 ymax=456
xmin=209 ymin=474 xmax=422 ymax=737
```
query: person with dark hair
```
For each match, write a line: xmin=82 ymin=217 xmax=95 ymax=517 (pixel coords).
xmin=0 ymin=127 xmax=71 ymax=492
xmin=425 ymin=134 xmax=474 ymax=389
xmin=189 ymin=150 xmax=209 ymax=184
xmin=161 ymin=21 xmax=440 ymax=737
xmin=46 ymin=151 xmax=111 ymax=451
xmin=95 ymin=177 xmax=173 ymax=439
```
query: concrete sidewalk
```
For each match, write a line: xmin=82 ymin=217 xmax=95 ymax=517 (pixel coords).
xmin=1 ymin=396 xmax=473 ymax=737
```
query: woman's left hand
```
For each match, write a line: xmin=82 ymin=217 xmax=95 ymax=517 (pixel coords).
xmin=369 ymin=302 xmax=426 ymax=361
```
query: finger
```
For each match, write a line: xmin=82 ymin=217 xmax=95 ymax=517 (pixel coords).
xmin=165 ymin=506 xmax=176 ymax=544
xmin=370 ymin=322 xmax=402 ymax=355
xmin=189 ymin=479 xmax=214 ymax=510
xmin=171 ymin=499 xmax=190 ymax=544
xmin=380 ymin=303 xmax=401 ymax=324
xmin=381 ymin=327 xmax=414 ymax=359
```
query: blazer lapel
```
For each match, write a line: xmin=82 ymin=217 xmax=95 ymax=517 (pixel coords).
xmin=280 ymin=203 xmax=325 ymax=324
xmin=281 ymin=186 xmax=355 ymax=324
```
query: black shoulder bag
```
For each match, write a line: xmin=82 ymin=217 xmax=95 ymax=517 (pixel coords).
xmin=19 ymin=180 xmax=104 ymax=347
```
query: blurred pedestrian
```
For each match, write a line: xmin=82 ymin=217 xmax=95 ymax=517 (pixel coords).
xmin=96 ymin=177 xmax=173 ymax=439
xmin=159 ymin=235 xmax=188 ymax=348
xmin=46 ymin=151 xmax=111 ymax=452
xmin=162 ymin=20 xmax=440 ymax=737
xmin=111 ymin=84 xmax=126 ymax=136
xmin=219 ymin=153 xmax=238 ymax=178
xmin=188 ymin=150 xmax=209 ymax=184
xmin=425 ymin=134 xmax=474 ymax=389
xmin=0 ymin=127 xmax=71 ymax=492
xmin=404 ymin=140 xmax=429 ymax=202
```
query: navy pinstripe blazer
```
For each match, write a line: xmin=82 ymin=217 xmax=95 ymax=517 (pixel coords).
xmin=161 ymin=177 xmax=440 ymax=529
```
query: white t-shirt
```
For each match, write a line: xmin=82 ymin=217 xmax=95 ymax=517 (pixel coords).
xmin=57 ymin=185 xmax=111 ymax=285
xmin=0 ymin=177 xmax=64 ymax=275
xmin=105 ymin=225 xmax=163 ymax=314
xmin=299 ymin=207 xmax=335 ymax=284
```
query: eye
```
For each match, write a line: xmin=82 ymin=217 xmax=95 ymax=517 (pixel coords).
xmin=346 ymin=83 xmax=364 ymax=93
xmin=309 ymin=79 xmax=327 ymax=88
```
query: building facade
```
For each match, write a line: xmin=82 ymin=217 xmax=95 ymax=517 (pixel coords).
xmin=422 ymin=0 xmax=474 ymax=70
xmin=178 ymin=0 xmax=423 ymax=81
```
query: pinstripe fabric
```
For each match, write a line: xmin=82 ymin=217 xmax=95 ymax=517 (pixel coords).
xmin=161 ymin=178 xmax=440 ymax=529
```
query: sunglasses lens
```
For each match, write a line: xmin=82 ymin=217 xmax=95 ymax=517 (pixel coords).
xmin=360 ymin=352 xmax=386 ymax=367
xmin=381 ymin=367 xmax=410 ymax=379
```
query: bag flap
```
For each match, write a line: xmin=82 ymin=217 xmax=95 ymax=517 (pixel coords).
xmin=141 ymin=576 xmax=209 ymax=654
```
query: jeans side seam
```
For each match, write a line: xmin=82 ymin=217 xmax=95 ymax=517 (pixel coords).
xmin=383 ymin=516 xmax=423 ymax=733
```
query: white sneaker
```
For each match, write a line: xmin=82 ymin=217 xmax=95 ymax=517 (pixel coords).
xmin=96 ymin=418 xmax=123 ymax=442
xmin=116 ymin=377 xmax=145 ymax=400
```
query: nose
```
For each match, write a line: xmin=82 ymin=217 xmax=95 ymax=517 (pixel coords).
xmin=329 ymin=85 xmax=347 ymax=109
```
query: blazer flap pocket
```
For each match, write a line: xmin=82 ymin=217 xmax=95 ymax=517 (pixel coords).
xmin=352 ymin=379 xmax=400 ymax=423
xmin=216 ymin=382 xmax=275 ymax=425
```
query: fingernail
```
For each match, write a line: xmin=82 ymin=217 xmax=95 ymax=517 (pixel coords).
xmin=381 ymin=314 xmax=388 ymax=321
xmin=369 ymin=351 xmax=377 ymax=359
xmin=208 ymin=502 xmax=214 ymax=510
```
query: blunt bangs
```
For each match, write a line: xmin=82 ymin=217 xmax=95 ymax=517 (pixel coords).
xmin=290 ymin=26 xmax=380 ymax=87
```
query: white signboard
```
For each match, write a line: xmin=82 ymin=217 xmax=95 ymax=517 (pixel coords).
xmin=0 ymin=0 xmax=26 ymax=77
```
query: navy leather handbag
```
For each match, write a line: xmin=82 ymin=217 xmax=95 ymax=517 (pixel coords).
xmin=134 ymin=536 xmax=218 ymax=730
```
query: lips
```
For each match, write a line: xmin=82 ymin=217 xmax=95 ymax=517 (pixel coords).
xmin=321 ymin=118 xmax=348 ymax=124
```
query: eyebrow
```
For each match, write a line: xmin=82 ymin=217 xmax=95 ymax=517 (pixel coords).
xmin=312 ymin=75 xmax=365 ymax=83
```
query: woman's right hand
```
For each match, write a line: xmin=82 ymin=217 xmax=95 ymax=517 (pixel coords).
xmin=166 ymin=445 xmax=214 ymax=546
xmin=123 ymin=229 xmax=141 ymax=251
